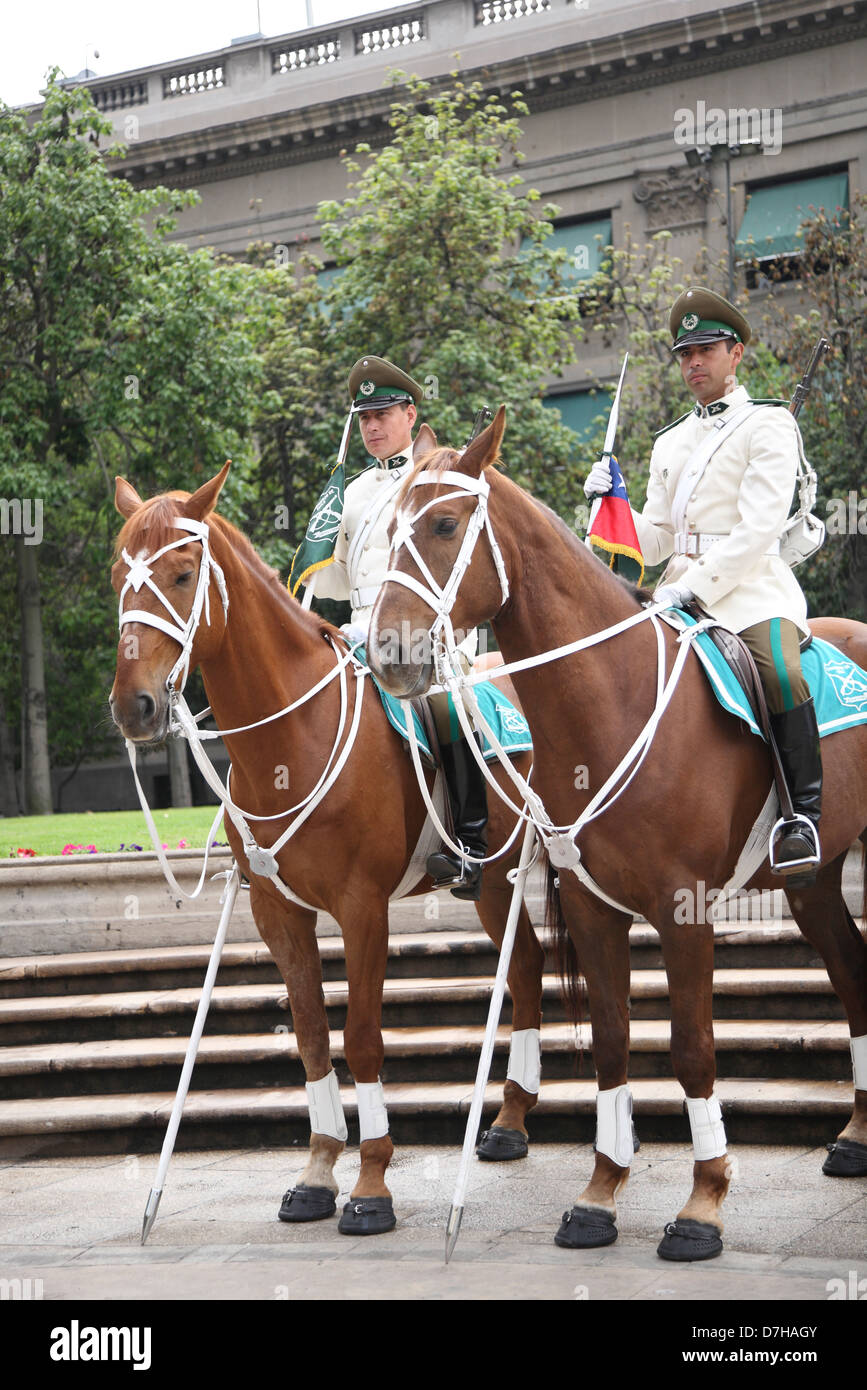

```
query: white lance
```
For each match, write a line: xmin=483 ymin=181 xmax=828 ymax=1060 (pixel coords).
xmin=584 ymin=351 xmax=629 ymax=546
xmin=445 ymin=816 xmax=539 ymax=1263
xmin=140 ymin=862 xmax=240 ymax=1244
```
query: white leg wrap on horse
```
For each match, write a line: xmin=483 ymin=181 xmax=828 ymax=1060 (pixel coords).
xmin=506 ymin=1028 xmax=542 ymax=1094
xmin=306 ymin=1069 xmax=347 ymax=1143
xmin=595 ymin=1084 xmax=634 ymax=1168
xmin=356 ymin=1080 xmax=389 ymax=1142
xmin=685 ymin=1094 xmax=727 ymax=1161
xmin=851 ymin=1034 xmax=867 ymax=1091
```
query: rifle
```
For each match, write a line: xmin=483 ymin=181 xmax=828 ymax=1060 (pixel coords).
xmin=781 ymin=336 xmax=831 ymax=566
xmin=464 ymin=406 xmax=493 ymax=447
xmin=790 ymin=337 xmax=831 ymax=420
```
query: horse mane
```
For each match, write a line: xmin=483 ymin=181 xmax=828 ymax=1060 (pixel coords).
xmin=395 ymin=444 xmax=503 ymax=510
xmin=113 ymin=491 xmax=340 ymax=644
xmin=526 ymin=490 xmax=655 ymax=607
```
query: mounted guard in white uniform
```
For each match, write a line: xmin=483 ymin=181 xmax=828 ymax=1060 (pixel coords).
xmin=584 ymin=288 xmax=824 ymax=884
xmin=297 ymin=355 xmax=489 ymax=899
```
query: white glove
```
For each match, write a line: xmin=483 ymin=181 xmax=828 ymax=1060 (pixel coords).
xmin=340 ymin=621 xmax=367 ymax=648
xmin=653 ymin=582 xmax=695 ymax=610
xmin=584 ymin=459 xmax=614 ymax=498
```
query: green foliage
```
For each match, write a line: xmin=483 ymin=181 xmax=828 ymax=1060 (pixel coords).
xmin=314 ymin=72 xmax=586 ymax=514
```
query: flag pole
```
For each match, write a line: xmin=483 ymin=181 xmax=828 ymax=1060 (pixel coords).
xmin=584 ymin=352 xmax=629 ymax=547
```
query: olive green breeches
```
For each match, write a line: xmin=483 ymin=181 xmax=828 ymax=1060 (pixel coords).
xmin=738 ymin=618 xmax=810 ymax=716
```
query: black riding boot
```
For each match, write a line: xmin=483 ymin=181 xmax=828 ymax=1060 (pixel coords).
xmin=425 ymin=737 xmax=488 ymax=901
xmin=769 ymin=698 xmax=823 ymax=887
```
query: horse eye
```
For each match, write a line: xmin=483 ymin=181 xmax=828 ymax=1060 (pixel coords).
xmin=433 ymin=517 xmax=458 ymax=538
xmin=176 ymin=571 xmax=194 ymax=585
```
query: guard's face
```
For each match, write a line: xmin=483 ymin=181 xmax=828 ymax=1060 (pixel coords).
xmin=358 ymin=402 xmax=417 ymax=461
xmin=677 ymin=339 xmax=744 ymax=405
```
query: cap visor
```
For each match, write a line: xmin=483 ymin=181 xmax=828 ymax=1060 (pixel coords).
xmin=672 ymin=330 xmax=739 ymax=353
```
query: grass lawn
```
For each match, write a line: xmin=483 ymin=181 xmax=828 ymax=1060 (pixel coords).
xmin=3 ymin=806 xmax=228 ymax=858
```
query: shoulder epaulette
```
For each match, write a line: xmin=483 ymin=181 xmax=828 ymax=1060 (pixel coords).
xmin=654 ymin=410 xmax=693 ymax=439
xmin=746 ymin=397 xmax=789 ymax=407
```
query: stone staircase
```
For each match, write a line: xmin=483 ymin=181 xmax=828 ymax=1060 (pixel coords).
xmin=0 ymin=853 xmax=862 ymax=1157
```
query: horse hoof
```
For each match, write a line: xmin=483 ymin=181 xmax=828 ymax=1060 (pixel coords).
xmin=476 ymin=1126 xmax=529 ymax=1161
xmin=554 ymin=1206 xmax=618 ymax=1249
xmin=657 ymin=1219 xmax=723 ymax=1262
xmin=338 ymin=1196 xmax=396 ymax=1236
xmin=278 ymin=1185 xmax=336 ymax=1223
xmin=822 ymin=1139 xmax=867 ymax=1177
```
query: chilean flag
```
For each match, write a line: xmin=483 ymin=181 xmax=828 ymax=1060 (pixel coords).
xmin=586 ymin=456 xmax=644 ymax=585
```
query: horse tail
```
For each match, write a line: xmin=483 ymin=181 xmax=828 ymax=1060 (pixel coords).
xmin=861 ymin=832 xmax=867 ymax=936
xmin=545 ymin=860 xmax=585 ymax=1026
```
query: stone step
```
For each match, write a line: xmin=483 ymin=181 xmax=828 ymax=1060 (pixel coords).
xmin=0 ymin=1018 xmax=854 ymax=1099
xmin=0 ymin=967 xmax=847 ymax=1047
xmin=0 ymin=920 xmax=844 ymax=1000
xmin=0 ymin=1077 xmax=853 ymax=1159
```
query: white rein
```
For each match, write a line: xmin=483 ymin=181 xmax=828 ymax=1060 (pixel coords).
xmin=117 ymin=516 xmax=368 ymax=906
xmin=381 ymin=468 xmax=714 ymax=913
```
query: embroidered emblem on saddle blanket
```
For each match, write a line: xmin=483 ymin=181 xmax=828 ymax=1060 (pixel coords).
xmin=671 ymin=610 xmax=867 ymax=738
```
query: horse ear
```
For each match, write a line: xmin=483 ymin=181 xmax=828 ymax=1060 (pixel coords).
xmin=184 ymin=461 xmax=231 ymax=521
xmin=459 ymin=405 xmax=506 ymax=478
xmin=413 ymin=422 xmax=438 ymax=460
xmin=115 ymin=477 xmax=143 ymax=519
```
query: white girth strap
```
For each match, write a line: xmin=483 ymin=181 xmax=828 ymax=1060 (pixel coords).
xmin=685 ymin=1094 xmax=727 ymax=1161
xmin=595 ymin=1084 xmax=635 ymax=1168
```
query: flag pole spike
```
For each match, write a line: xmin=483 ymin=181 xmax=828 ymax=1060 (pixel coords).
xmin=141 ymin=1188 xmax=162 ymax=1245
xmin=445 ymin=1204 xmax=463 ymax=1264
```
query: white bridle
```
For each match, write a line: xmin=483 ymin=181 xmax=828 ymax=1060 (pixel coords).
xmin=117 ymin=517 xmax=229 ymax=693
xmin=384 ymin=469 xmax=510 ymax=656
xmin=381 ymin=465 xmax=723 ymax=915
xmin=115 ymin=515 xmax=367 ymax=908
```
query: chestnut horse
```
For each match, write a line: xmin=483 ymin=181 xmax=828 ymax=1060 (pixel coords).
xmin=368 ymin=407 xmax=867 ymax=1259
xmin=109 ymin=463 xmax=545 ymax=1237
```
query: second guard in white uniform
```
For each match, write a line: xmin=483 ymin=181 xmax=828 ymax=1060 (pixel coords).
xmin=307 ymin=355 xmax=488 ymax=899
xmin=584 ymin=288 xmax=823 ymax=884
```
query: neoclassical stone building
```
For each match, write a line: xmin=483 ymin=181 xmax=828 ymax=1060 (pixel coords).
xmin=57 ymin=0 xmax=866 ymax=430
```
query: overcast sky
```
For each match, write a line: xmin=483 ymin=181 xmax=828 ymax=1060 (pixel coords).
xmin=1 ymin=0 xmax=377 ymax=107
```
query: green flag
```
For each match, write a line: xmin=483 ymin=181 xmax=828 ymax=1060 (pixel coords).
xmin=288 ymin=462 xmax=345 ymax=596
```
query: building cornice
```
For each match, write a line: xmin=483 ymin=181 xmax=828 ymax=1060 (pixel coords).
xmin=93 ymin=0 xmax=867 ymax=191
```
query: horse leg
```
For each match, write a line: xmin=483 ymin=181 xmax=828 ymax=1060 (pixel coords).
xmin=247 ymin=882 xmax=346 ymax=1223
xmin=336 ymin=899 xmax=396 ymax=1236
xmin=473 ymin=873 xmax=545 ymax=1160
xmin=655 ymin=909 xmax=729 ymax=1261
xmin=552 ymin=881 xmax=635 ymax=1249
xmin=785 ymin=843 xmax=867 ymax=1176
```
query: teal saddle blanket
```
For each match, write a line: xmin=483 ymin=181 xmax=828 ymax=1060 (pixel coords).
xmin=359 ymin=650 xmax=532 ymax=761
xmin=674 ymin=610 xmax=867 ymax=739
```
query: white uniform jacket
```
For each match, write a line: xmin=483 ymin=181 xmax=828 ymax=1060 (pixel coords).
xmin=631 ymin=384 xmax=809 ymax=636
xmin=308 ymin=447 xmax=415 ymax=632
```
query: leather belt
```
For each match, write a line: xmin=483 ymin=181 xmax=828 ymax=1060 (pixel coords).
xmin=351 ymin=584 xmax=381 ymax=609
xmin=673 ymin=532 xmax=781 ymax=558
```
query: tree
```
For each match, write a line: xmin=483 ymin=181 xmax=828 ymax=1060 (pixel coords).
xmin=0 ymin=74 xmax=271 ymax=810
xmin=313 ymin=72 xmax=587 ymax=516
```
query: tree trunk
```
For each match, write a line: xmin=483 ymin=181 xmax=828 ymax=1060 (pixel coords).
xmin=0 ymin=689 xmax=21 ymax=815
xmin=166 ymin=734 xmax=193 ymax=807
xmin=16 ymin=537 xmax=53 ymax=814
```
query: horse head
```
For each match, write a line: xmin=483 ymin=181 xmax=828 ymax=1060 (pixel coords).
xmin=109 ymin=463 xmax=231 ymax=742
xmin=369 ymin=407 xmax=508 ymax=698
